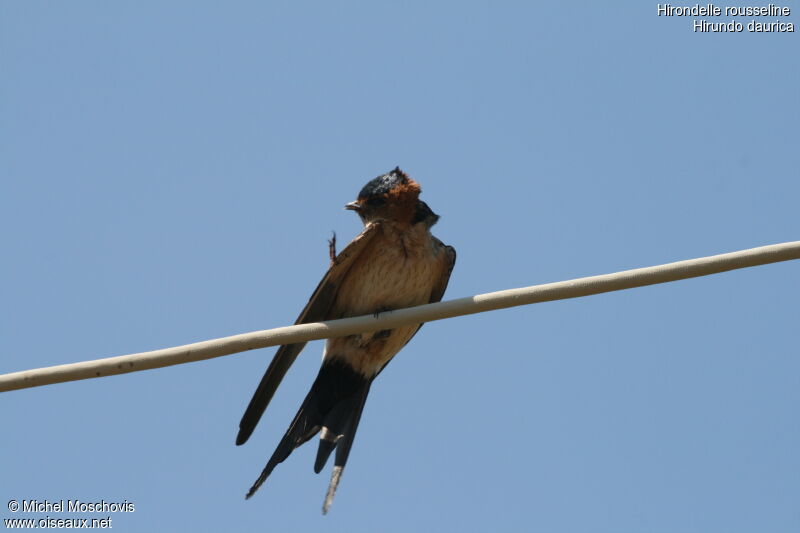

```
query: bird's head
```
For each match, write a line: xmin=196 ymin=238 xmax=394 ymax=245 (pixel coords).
xmin=346 ymin=167 xmax=439 ymax=227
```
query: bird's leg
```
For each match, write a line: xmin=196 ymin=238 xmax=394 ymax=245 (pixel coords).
xmin=372 ymin=305 xmax=391 ymax=319
xmin=328 ymin=231 xmax=337 ymax=266
xmin=372 ymin=306 xmax=393 ymax=339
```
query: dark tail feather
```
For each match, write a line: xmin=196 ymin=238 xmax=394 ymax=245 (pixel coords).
xmin=244 ymin=396 xmax=318 ymax=500
xmin=322 ymin=383 xmax=371 ymax=514
xmin=313 ymin=386 xmax=367 ymax=473
xmin=237 ymin=343 xmax=307 ymax=446
xmin=244 ymin=359 xmax=367 ymax=500
xmin=314 ymin=429 xmax=339 ymax=474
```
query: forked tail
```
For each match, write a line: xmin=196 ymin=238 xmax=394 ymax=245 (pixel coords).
xmin=244 ymin=358 xmax=372 ymax=514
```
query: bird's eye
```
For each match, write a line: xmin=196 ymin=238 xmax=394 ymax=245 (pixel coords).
xmin=366 ymin=197 xmax=386 ymax=207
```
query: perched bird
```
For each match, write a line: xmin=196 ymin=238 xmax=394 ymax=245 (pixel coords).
xmin=237 ymin=167 xmax=456 ymax=513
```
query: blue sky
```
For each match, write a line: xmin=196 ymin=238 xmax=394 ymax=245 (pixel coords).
xmin=1 ymin=2 xmax=798 ymax=531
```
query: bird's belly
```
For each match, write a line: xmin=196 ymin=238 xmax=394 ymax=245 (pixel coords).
xmin=325 ymin=236 xmax=439 ymax=376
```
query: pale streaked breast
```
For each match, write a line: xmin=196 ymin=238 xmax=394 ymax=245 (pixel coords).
xmin=324 ymin=224 xmax=447 ymax=376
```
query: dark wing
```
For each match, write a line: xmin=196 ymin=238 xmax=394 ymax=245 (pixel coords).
xmin=429 ymin=238 xmax=457 ymax=305
xmin=236 ymin=222 xmax=383 ymax=446
xmin=401 ymin=239 xmax=456 ymax=347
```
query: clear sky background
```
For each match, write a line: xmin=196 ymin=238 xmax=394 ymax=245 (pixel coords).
xmin=1 ymin=2 xmax=798 ymax=532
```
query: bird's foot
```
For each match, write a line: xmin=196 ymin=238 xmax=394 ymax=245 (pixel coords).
xmin=328 ymin=232 xmax=337 ymax=266
xmin=373 ymin=306 xmax=391 ymax=319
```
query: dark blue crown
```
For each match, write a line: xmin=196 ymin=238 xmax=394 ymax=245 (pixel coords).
xmin=358 ymin=167 xmax=408 ymax=198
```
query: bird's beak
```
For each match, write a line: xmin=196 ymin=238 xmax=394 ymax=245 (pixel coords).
xmin=344 ymin=201 xmax=361 ymax=211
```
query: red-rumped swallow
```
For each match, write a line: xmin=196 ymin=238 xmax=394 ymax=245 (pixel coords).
xmin=237 ymin=167 xmax=456 ymax=513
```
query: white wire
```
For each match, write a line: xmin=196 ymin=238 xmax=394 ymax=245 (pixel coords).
xmin=1 ymin=240 xmax=797 ymax=393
